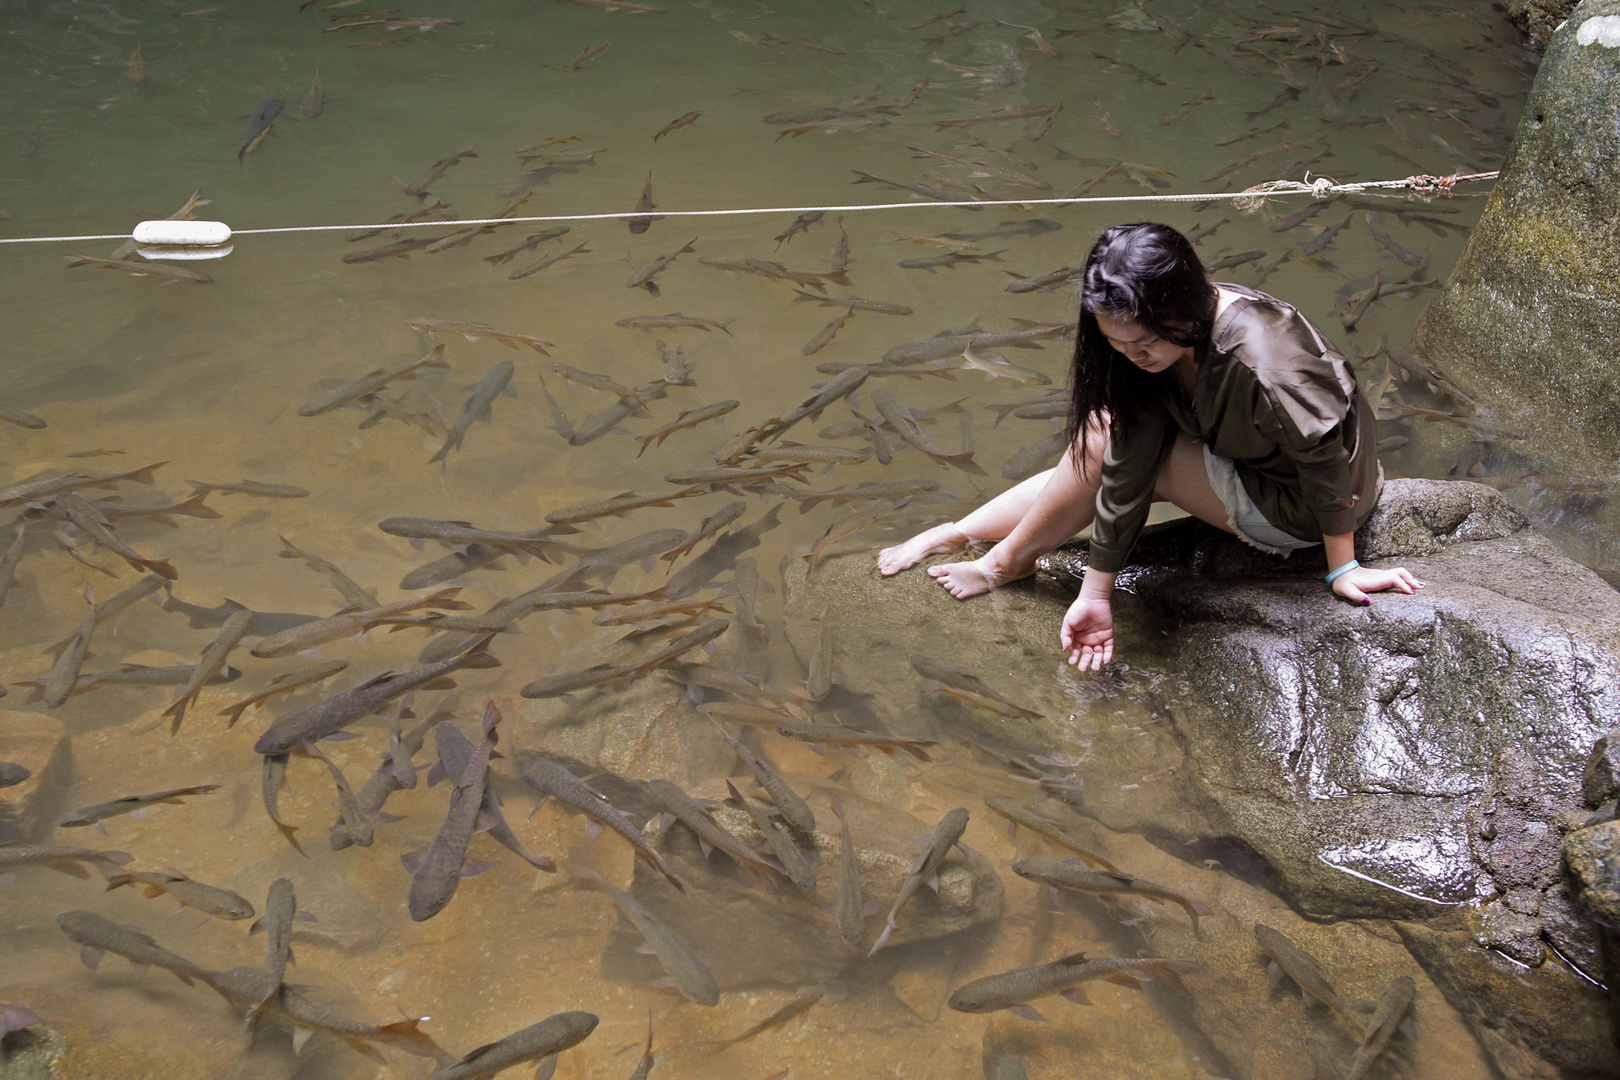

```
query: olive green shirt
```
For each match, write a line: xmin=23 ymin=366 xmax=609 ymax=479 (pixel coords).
xmin=1088 ymin=284 xmax=1381 ymax=574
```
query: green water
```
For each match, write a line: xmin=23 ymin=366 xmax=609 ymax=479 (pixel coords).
xmin=0 ymin=1 xmax=1558 ymax=1077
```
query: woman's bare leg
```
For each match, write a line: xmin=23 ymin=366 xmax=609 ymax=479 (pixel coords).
xmin=875 ymin=466 xmax=1058 ymax=575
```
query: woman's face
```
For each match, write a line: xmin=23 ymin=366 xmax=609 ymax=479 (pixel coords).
xmin=1094 ymin=309 xmax=1187 ymax=373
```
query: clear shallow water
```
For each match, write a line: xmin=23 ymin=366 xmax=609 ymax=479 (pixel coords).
xmin=0 ymin=1 xmax=1564 ymax=1077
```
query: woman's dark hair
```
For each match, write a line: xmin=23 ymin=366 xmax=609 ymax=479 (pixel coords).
xmin=1066 ymin=223 xmax=1217 ymax=472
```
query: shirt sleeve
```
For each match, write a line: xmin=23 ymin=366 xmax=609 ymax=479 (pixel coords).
xmin=1086 ymin=405 xmax=1175 ymax=574
xmin=1250 ymin=361 xmax=1361 ymax=536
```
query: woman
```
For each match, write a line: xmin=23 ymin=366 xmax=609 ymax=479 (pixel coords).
xmin=878 ymin=222 xmax=1423 ymax=669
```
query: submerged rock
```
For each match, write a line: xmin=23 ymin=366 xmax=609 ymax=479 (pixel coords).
xmin=1411 ymin=3 xmax=1620 ymax=479
xmin=1563 ymin=820 xmax=1620 ymax=927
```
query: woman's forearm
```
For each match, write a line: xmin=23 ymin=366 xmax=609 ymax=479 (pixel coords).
xmin=1324 ymin=532 xmax=1356 ymax=572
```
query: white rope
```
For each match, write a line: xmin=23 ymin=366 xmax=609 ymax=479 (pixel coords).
xmin=0 ymin=172 xmax=1495 ymax=248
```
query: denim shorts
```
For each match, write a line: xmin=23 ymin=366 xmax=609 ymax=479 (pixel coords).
xmin=1201 ymin=447 xmax=1320 ymax=556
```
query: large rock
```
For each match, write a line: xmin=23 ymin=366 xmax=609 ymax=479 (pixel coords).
xmin=0 ymin=712 xmax=71 ymax=844
xmin=1410 ymin=1 xmax=1620 ymax=479
xmin=782 ymin=477 xmax=1618 ymax=1073
xmin=1564 ymin=820 xmax=1620 ymax=927
xmin=1502 ymin=0 xmax=1582 ymax=44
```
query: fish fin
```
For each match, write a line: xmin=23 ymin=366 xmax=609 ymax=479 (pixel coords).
xmin=1399 ymin=1018 xmax=1417 ymax=1040
xmin=534 ymin=1056 xmax=558 ymax=1080
xmin=925 ymin=872 xmax=940 ymax=894
xmin=400 ymin=850 xmax=426 ymax=875
xmin=286 ymin=946 xmax=296 ymax=964
xmin=1058 ymin=986 xmax=1093 ymax=1006
xmin=634 ymin=942 xmax=657 ymax=955
xmin=1267 ymin=960 xmax=1285 ymax=989
xmin=1105 ymin=972 xmax=1150 ymax=991
xmin=248 ymin=915 xmax=264 ymax=934
xmin=474 ymin=811 xmax=500 ymax=833
xmin=868 ymin=919 xmax=898 ymax=956
xmin=291 ymin=1027 xmax=315 ymax=1055
xmin=584 ymin=819 xmax=603 ymax=840
xmin=1007 ymin=1004 xmax=1048 ymax=1022
xmin=698 ymin=837 xmax=714 ymax=859
xmin=375 ymin=812 xmax=406 ymax=824
xmin=129 ymin=960 xmax=149 ymax=975
xmin=296 ymin=910 xmax=318 ymax=922
xmin=460 ymin=859 xmax=496 ymax=878
xmin=647 ymin=977 xmax=676 ymax=990
xmin=80 ymin=945 xmax=104 ymax=969
xmin=426 ymin=762 xmax=447 ymax=786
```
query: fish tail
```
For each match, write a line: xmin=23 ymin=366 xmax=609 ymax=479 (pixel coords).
xmin=427 ymin=433 xmax=458 ymax=465
xmin=128 ymin=462 xmax=168 ymax=486
xmin=218 ymin=702 xmax=249 ymax=728
xmin=1147 ymin=959 xmax=1201 ymax=991
xmin=141 ymin=558 xmax=179 ymax=581
xmin=162 ymin=696 xmax=189 ymax=736
xmin=376 ymin=1018 xmax=446 ymax=1059
xmin=174 ymin=489 xmax=223 ymax=519
xmin=868 ymin=917 xmax=899 ymax=956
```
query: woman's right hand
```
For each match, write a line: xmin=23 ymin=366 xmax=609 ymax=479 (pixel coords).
xmin=1061 ymin=593 xmax=1115 ymax=670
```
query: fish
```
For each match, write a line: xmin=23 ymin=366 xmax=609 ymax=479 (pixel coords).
xmin=1005 ymin=265 xmax=1083 ymax=294
xmin=616 ymin=313 xmax=734 ymax=334
xmin=277 ymin=536 xmax=377 ymax=611
xmin=59 ymin=785 xmax=221 ymax=829
xmin=330 ymin=706 xmax=446 ymax=851
xmin=1012 ymin=859 xmax=1213 ymax=930
xmin=1215 ymin=118 xmax=1291 ymax=146
xmin=618 ymin=618 xmax=732 ymax=678
xmin=1300 ymin=215 xmax=1354 ymax=256
xmin=775 ymin=721 xmax=938 ymax=761
xmin=724 ymin=780 xmax=816 ymax=890
xmin=883 ymin=323 xmax=1069 ymax=364
xmin=908 ymin=147 xmax=1050 ymax=190
xmin=632 ymin=402 xmax=738 ymax=458
xmin=401 ymin=144 xmax=477 ymax=199
xmin=431 ymin=360 xmax=518 ymax=465
xmin=566 ymin=863 xmax=718 ymax=1004
xmin=404 ymin=705 xmax=501 ymax=920
xmin=57 ymin=911 xmax=208 ymax=985
xmin=400 ymin=547 xmax=505 ymax=592
xmin=405 ymin=318 xmax=552 ymax=353
xmin=746 ymin=443 xmax=869 ymax=467
xmin=202 ymin=967 xmax=445 ymax=1062
xmin=664 ymin=463 xmax=809 ymax=493
xmin=558 ymin=0 xmax=664 ymax=10
xmin=107 ymin=869 xmax=255 ymax=920
xmin=802 ymin=510 xmax=885 ymax=575
xmin=831 ymin=798 xmax=866 ymax=945
xmin=653 ymin=110 xmax=700 ymax=141
xmin=0 ymin=762 xmax=30 ymax=788
xmin=803 ymin=308 xmax=855 ymax=356
xmin=379 ymin=517 xmax=562 ymax=559
xmin=20 ymin=118 xmax=42 ymax=158
xmin=252 ymin=591 xmax=469 ymax=658
xmin=645 ymin=778 xmax=779 ymax=876
xmin=519 ymin=663 xmax=637 ymax=701
xmin=899 ymin=249 xmax=1006 ymax=270
xmin=1247 ymin=86 xmax=1301 ymax=121
xmin=245 ymin=877 xmax=308 ymax=1020
xmin=1003 ymin=430 xmax=1071 ymax=481
xmin=300 ymin=69 xmax=326 ymax=119
xmin=697 ymin=701 xmax=798 ymax=729
xmin=1091 ymin=50 xmax=1166 ymax=84
xmin=663 ymin=505 xmax=782 ymax=599
xmin=509 ymin=241 xmax=592 ymax=279
xmin=545 ymin=528 xmax=689 ymax=589
xmin=1339 ymin=275 xmax=1384 ymax=331
xmin=299 ymin=346 xmax=450 ymax=416
xmin=0 ymin=845 xmax=132 ymax=882
xmin=774 ymin=212 xmax=825 ymax=249
xmin=342 ymin=236 xmax=447 ymax=264
xmin=659 ymin=502 xmax=748 ymax=565
xmin=64 ymin=254 xmax=213 ymax=284
xmin=310 ymin=742 xmax=378 ymax=849
xmin=962 ymin=346 xmax=1052 ymax=384
xmin=982 ymin=795 xmax=1115 ymax=868
xmin=484 ymin=226 xmax=571 ymax=265
xmin=827 ymin=216 xmax=851 ymax=275
xmin=948 ymin=953 xmax=1201 ymax=1020
xmin=1365 ymin=214 xmax=1425 ymax=266
xmin=568 ymin=382 xmax=671 ymax=445
xmin=870 ymin=807 xmax=970 ymax=954
xmin=720 ymin=987 xmax=825 ymax=1047
xmin=872 ymin=388 xmax=983 ymax=474
xmin=944 ymin=218 xmax=1063 ymax=243
xmin=0 ymin=403 xmax=43 ymax=430
xmin=759 ymin=31 xmax=843 ymax=53
xmin=793 ymin=479 xmax=944 ymax=513
xmin=933 ymin=103 xmax=1060 ymax=130
xmin=760 ymin=367 xmax=869 ymax=444
xmin=707 ymin=718 xmax=814 ymax=832
xmin=425 ymin=1012 xmax=599 ymax=1080
xmin=544 ymin=488 xmax=705 ymax=527
xmin=546 ymin=38 xmax=613 ymax=70
xmin=1161 ymin=92 xmax=1214 ymax=125
xmin=254 ymin=636 xmax=499 ymax=755
xmin=775 ymin=116 xmax=890 ymax=139
xmin=627 ymin=237 xmax=697 ymax=295
xmin=849 ymin=170 xmax=971 ymax=207
xmin=429 ymin=719 xmax=555 ymax=873
xmin=627 ymin=171 xmax=659 ymax=234
xmin=50 ymin=493 xmax=177 ymax=579
xmin=42 ymin=593 xmax=97 ymax=710
xmin=185 ymin=479 xmax=307 ymax=498
xmin=156 ymin=609 xmax=251 ymax=733
xmin=655 ymin=340 xmax=693 ymax=385
xmin=1254 ymin=923 xmax=1368 ymax=1034
xmin=1206 ymin=249 xmax=1267 ymax=272
xmin=238 ymin=99 xmax=284 ymax=162
xmin=523 ymin=758 xmax=684 ymax=891
xmin=1347 ymin=976 xmax=1416 ymax=1080
xmin=663 ymin=663 xmax=812 ymax=714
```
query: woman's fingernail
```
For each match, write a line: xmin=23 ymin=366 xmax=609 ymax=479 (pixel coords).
xmin=1360 ymin=597 xmax=1371 ymax=605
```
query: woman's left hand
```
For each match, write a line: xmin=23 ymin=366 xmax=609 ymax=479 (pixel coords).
xmin=1332 ymin=565 xmax=1425 ymax=604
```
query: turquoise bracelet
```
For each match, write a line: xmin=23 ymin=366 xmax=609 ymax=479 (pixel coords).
xmin=1325 ymin=559 xmax=1360 ymax=585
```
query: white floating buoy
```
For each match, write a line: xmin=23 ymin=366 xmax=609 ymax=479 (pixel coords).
xmin=132 ymin=219 xmax=231 ymax=246
xmin=133 ymin=242 xmax=235 ymax=261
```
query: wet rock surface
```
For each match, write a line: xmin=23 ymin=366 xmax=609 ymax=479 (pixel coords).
xmin=1411 ymin=1 xmax=1620 ymax=479
xmin=0 ymin=712 xmax=71 ymax=844
xmin=1563 ymin=820 xmax=1620 ymax=926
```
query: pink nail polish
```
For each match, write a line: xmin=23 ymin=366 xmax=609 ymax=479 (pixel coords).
xmin=1360 ymin=597 xmax=1371 ymax=605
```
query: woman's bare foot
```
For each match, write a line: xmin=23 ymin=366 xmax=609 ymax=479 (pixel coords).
xmin=927 ymin=555 xmax=1028 ymax=599
xmin=878 ymin=522 xmax=969 ymax=576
